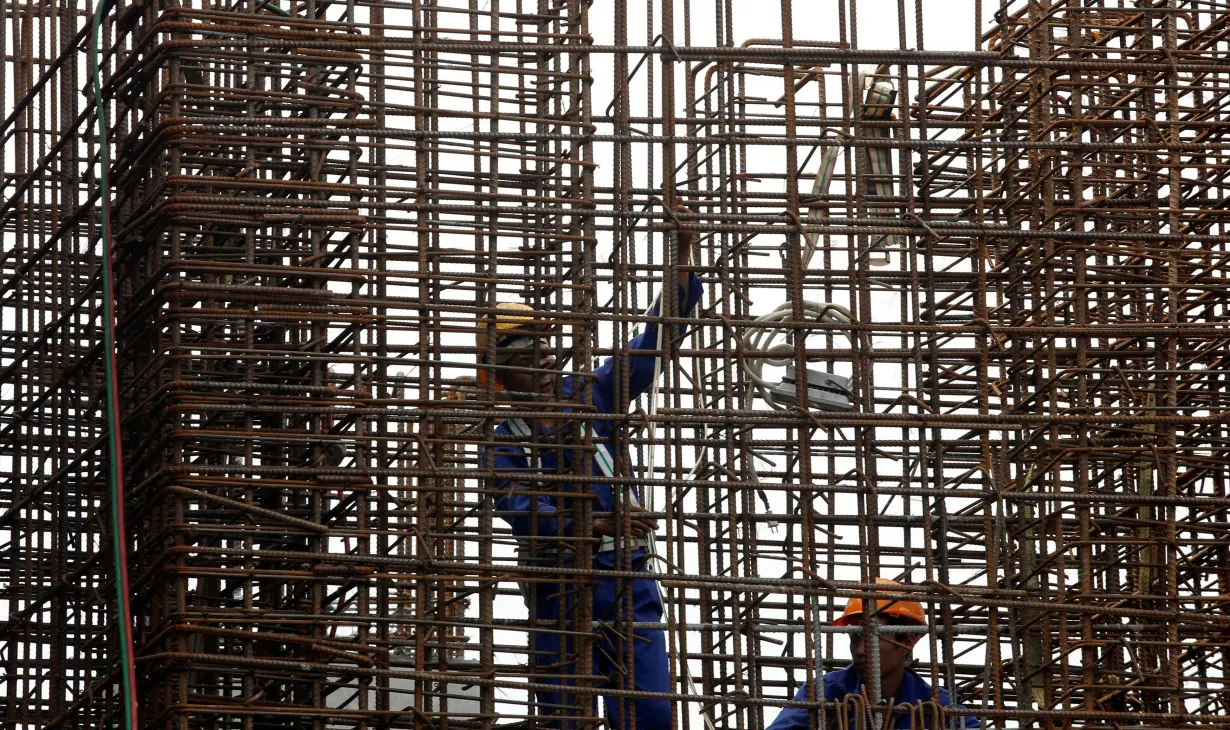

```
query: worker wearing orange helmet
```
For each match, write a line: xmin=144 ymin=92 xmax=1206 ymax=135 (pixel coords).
xmin=481 ymin=203 xmax=701 ymax=730
xmin=767 ymin=579 xmax=979 ymax=730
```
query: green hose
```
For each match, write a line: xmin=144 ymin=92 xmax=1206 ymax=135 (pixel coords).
xmin=90 ymin=0 xmax=138 ymax=727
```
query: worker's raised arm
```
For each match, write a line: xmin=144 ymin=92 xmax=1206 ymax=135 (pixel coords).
xmin=590 ymin=272 xmax=702 ymax=411
xmin=674 ymin=203 xmax=695 ymax=293
xmin=586 ymin=203 xmax=702 ymax=411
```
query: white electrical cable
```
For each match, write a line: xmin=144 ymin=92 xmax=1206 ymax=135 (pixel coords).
xmin=645 ymin=291 xmax=665 ymax=558
xmin=737 ymin=71 xmax=896 ymax=409
xmin=857 ymin=70 xmax=898 ymax=266
xmin=741 ymin=301 xmax=854 ymax=410
xmin=644 ymin=310 xmax=721 ymax=730
xmin=803 ymin=144 xmax=840 ymax=271
xmin=633 ymin=243 xmax=723 ymax=730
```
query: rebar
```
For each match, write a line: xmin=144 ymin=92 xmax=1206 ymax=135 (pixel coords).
xmin=2 ymin=1 xmax=1229 ymax=729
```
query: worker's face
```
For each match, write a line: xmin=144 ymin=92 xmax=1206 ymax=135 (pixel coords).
xmin=848 ymin=617 xmax=920 ymax=679
xmin=496 ymin=343 xmax=559 ymax=401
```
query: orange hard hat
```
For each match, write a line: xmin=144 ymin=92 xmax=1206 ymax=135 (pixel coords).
xmin=833 ymin=578 xmax=927 ymax=626
xmin=476 ymin=302 xmax=554 ymax=392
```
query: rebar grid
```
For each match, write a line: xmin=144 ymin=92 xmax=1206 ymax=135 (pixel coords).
xmin=2 ymin=0 xmax=1229 ymax=729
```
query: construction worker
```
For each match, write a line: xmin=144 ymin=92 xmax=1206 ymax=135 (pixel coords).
xmin=480 ymin=206 xmax=701 ymax=730
xmin=767 ymin=579 xmax=979 ymax=730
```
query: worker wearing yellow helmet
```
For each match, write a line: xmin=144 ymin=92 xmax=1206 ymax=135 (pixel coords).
xmin=767 ymin=579 xmax=979 ymax=730
xmin=481 ymin=203 xmax=702 ymax=730
xmin=475 ymin=301 xmax=561 ymax=396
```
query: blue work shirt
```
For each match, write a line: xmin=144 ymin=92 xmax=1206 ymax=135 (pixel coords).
xmin=767 ymin=666 xmax=979 ymax=730
xmin=491 ymin=275 xmax=702 ymax=567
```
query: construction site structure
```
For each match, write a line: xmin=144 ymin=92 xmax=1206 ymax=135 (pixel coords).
xmin=2 ymin=0 xmax=1229 ymax=728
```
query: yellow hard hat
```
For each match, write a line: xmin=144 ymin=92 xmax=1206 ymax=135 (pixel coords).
xmin=476 ymin=302 xmax=554 ymax=391
xmin=833 ymin=578 xmax=927 ymax=626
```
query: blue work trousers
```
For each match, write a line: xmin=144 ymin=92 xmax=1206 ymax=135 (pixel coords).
xmin=527 ymin=559 xmax=671 ymax=730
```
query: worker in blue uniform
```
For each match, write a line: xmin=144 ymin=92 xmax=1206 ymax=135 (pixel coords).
xmin=480 ymin=205 xmax=700 ymax=730
xmin=768 ymin=579 xmax=980 ymax=730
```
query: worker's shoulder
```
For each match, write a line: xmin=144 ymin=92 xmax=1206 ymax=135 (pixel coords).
xmin=901 ymin=668 xmax=958 ymax=706
xmin=489 ymin=418 xmax=524 ymax=459
xmin=820 ymin=667 xmax=860 ymax=696
xmin=560 ymin=372 xmax=616 ymax=413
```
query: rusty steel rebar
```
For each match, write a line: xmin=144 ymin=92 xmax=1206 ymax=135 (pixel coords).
xmin=2 ymin=0 xmax=1229 ymax=729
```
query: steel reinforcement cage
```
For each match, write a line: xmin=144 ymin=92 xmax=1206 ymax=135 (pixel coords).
xmin=1 ymin=0 xmax=1228 ymax=728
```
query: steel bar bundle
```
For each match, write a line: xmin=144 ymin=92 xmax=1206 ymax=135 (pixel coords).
xmin=1 ymin=0 xmax=1228 ymax=729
